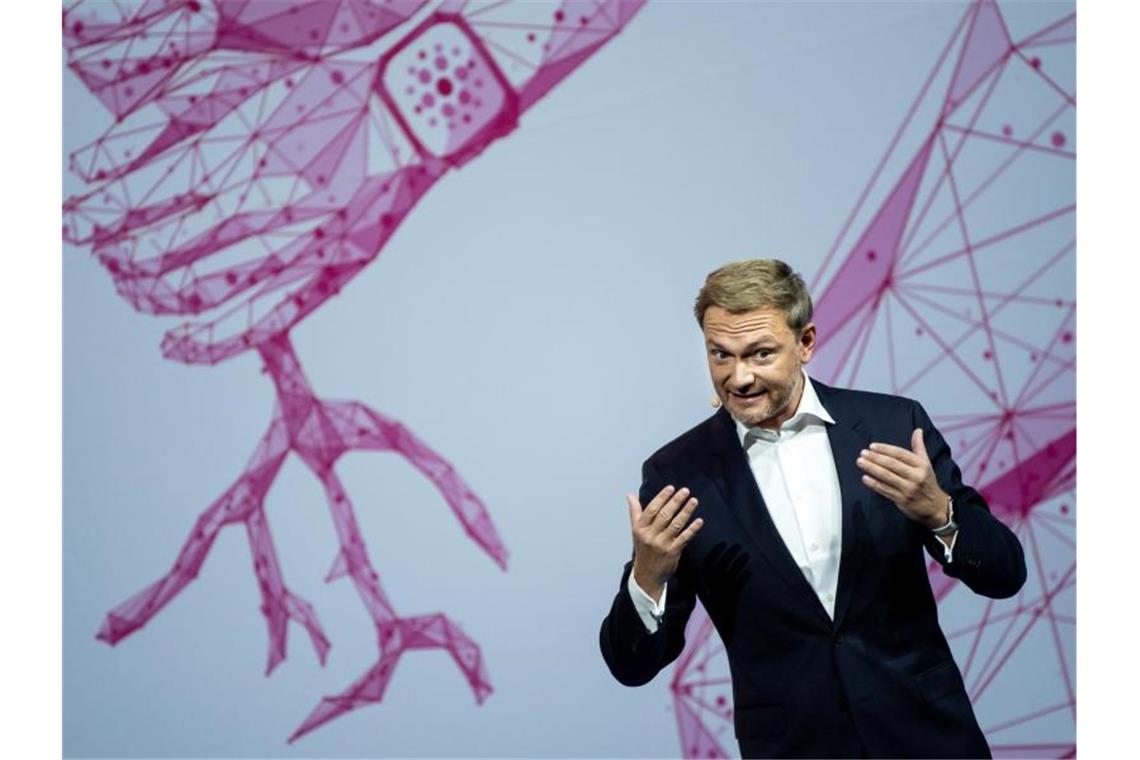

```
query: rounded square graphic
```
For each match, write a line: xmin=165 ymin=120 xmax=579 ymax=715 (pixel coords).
xmin=379 ymin=15 xmax=517 ymax=165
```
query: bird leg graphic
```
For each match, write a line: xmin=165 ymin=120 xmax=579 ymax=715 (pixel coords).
xmin=97 ymin=331 xmax=506 ymax=740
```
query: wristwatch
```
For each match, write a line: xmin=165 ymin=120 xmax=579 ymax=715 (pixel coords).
xmin=931 ymin=496 xmax=958 ymax=537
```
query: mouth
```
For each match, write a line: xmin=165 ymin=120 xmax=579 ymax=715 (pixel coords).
xmin=730 ymin=390 xmax=766 ymax=404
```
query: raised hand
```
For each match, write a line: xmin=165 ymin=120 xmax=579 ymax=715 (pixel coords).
xmin=627 ymin=486 xmax=704 ymax=603
xmin=856 ymin=428 xmax=951 ymax=530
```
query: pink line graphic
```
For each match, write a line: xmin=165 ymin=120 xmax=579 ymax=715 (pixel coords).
xmin=63 ymin=0 xmax=645 ymax=743
xmin=671 ymin=2 xmax=1074 ymax=757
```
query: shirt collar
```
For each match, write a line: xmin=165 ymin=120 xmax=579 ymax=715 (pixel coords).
xmin=732 ymin=370 xmax=834 ymax=447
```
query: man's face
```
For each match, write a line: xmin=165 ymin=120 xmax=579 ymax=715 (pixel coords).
xmin=703 ymin=305 xmax=816 ymax=429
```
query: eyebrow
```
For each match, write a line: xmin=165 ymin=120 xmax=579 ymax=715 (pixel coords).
xmin=706 ymin=340 xmax=777 ymax=353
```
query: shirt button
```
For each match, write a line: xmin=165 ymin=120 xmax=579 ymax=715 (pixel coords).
xmin=810 ymin=542 xmax=820 ymax=552
xmin=824 ymin=593 xmax=834 ymax=602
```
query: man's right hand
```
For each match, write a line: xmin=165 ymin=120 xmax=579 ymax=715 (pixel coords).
xmin=627 ymin=485 xmax=703 ymax=603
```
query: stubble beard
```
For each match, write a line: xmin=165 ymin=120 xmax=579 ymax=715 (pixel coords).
xmin=726 ymin=368 xmax=802 ymax=429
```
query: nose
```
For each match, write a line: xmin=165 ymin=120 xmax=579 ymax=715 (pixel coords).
xmin=730 ymin=360 xmax=755 ymax=391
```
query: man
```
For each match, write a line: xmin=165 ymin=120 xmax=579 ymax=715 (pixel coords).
xmin=599 ymin=259 xmax=1025 ymax=759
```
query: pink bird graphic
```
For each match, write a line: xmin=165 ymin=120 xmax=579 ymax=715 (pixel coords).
xmin=63 ymin=0 xmax=646 ymax=742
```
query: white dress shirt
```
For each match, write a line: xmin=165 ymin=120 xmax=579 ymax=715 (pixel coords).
xmin=629 ymin=372 xmax=956 ymax=633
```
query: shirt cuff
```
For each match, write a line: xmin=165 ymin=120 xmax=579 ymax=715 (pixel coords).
xmin=627 ymin=573 xmax=668 ymax=634
xmin=936 ymin=529 xmax=958 ymax=563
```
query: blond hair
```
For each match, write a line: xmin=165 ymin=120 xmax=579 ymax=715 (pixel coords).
xmin=694 ymin=258 xmax=813 ymax=331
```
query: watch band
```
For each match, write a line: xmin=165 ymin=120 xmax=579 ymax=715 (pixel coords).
xmin=931 ymin=496 xmax=958 ymax=537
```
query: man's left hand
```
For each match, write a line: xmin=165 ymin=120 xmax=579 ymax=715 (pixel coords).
xmin=857 ymin=429 xmax=950 ymax=530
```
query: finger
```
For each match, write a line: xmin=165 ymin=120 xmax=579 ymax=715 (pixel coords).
xmin=641 ymin=485 xmax=676 ymax=525
xmin=670 ymin=517 xmax=704 ymax=550
xmin=626 ymin=494 xmax=643 ymax=526
xmin=859 ymin=448 xmax=920 ymax=481
xmin=857 ymin=454 xmax=911 ymax=491
xmin=862 ymin=473 xmax=905 ymax=502
xmin=667 ymin=498 xmax=699 ymax=534
xmin=868 ymin=442 xmax=923 ymax=467
xmin=651 ymin=487 xmax=691 ymax=530
xmin=911 ymin=428 xmax=928 ymax=460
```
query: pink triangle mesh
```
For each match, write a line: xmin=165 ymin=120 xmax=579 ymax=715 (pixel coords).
xmin=670 ymin=3 xmax=1074 ymax=757
xmin=64 ymin=0 xmax=646 ymax=743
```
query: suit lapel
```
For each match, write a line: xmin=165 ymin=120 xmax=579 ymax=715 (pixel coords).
xmin=815 ymin=381 xmax=871 ymax=631
xmin=707 ymin=408 xmax=833 ymax=628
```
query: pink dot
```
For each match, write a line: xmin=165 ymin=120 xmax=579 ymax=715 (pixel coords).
xmin=463 ymin=114 xmax=471 ymax=123
xmin=866 ymin=249 xmax=877 ymax=261
xmin=458 ymin=89 xmax=471 ymax=104
xmin=915 ymin=327 xmax=923 ymax=336
xmin=435 ymin=55 xmax=448 ymax=71
xmin=1061 ymin=331 xmax=1073 ymax=343
xmin=418 ymin=50 xmax=426 ymax=60
xmin=1051 ymin=131 xmax=1066 ymax=147
xmin=527 ymin=33 xmax=536 ymax=43
xmin=554 ymin=10 xmax=564 ymax=22
xmin=474 ymin=78 xmax=483 ymax=88
xmin=456 ymin=66 xmax=469 ymax=81
xmin=405 ymin=85 xmax=414 ymax=95
xmin=428 ymin=117 xmax=437 ymax=127
xmin=330 ymin=70 xmax=344 ymax=84
xmin=983 ymin=349 xmax=992 ymax=360
xmin=436 ymin=77 xmax=453 ymax=96
xmin=1030 ymin=57 xmax=1042 ymax=69
xmin=1060 ymin=504 xmax=1070 ymax=514
xmin=442 ymin=103 xmax=456 ymax=117
xmin=418 ymin=69 xmax=431 ymax=84
xmin=421 ymin=93 xmax=435 ymax=107
xmin=1002 ymin=124 xmax=1012 ymax=136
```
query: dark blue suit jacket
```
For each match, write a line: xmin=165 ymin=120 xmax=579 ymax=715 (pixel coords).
xmin=599 ymin=379 xmax=1026 ymax=758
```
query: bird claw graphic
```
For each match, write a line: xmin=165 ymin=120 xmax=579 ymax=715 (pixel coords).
xmin=289 ymin=612 xmax=491 ymax=743
xmin=94 ymin=334 xmax=507 ymax=740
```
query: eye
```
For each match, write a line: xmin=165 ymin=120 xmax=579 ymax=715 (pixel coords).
xmin=711 ymin=350 xmax=729 ymax=361
xmin=754 ymin=349 xmax=772 ymax=359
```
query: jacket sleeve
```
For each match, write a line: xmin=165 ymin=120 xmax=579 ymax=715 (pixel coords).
xmin=914 ymin=401 xmax=1027 ymax=599
xmin=599 ymin=458 xmax=699 ymax=686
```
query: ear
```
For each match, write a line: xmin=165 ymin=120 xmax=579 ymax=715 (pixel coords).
xmin=798 ymin=322 xmax=816 ymax=363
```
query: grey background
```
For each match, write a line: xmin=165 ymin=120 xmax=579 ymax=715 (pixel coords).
xmin=63 ymin=1 xmax=1073 ymax=756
